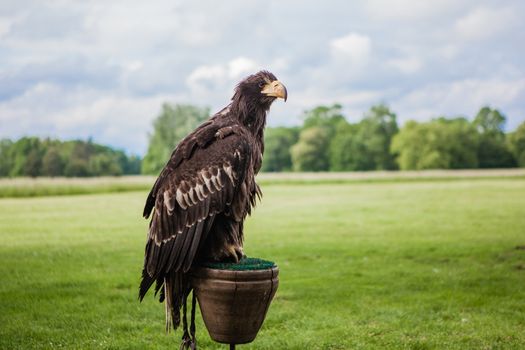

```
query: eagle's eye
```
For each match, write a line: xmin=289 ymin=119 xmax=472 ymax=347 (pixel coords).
xmin=258 ymin=81 xmax=265 ymax=88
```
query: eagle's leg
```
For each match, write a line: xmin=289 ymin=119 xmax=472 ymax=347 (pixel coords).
xmin=190 ymin=291 xmax=197 ymax=349
xmin=179 ymin=291 xmax=196 ymax=350
xmin=200 ymin=215 xmax=245 ymax=263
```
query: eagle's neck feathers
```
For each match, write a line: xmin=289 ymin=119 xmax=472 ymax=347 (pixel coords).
xmin=227 ymin=93 xmax=271 ymax=145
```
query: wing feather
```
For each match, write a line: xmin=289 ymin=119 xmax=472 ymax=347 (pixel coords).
xmin=174 ymin=224 xmax=196 ymax=272
xmin=184 ymin=215 xmax=214 ymax=273
xmin=179 ymin=220 xmax=205 ymax=273
xmin=139 ymin=125 xmax=252 ymax=300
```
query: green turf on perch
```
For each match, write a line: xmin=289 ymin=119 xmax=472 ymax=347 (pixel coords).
xmin=199 ymin=257 xmax=276 ymax=271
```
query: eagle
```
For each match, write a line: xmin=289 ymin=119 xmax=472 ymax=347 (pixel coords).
xmin=139 ymin=71 xmax=287 ymax=340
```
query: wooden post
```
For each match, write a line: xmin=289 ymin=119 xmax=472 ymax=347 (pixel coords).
xmin=230 ymin=344 xmax=235 ymax=350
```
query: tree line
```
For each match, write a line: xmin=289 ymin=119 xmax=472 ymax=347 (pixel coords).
xmin=0 ymin=137 xmax=141 ymax=177
xmin=143 ymin=103 xmax=525 ymax=174
xmin=2 ymin=103 xmax=524 ymax=177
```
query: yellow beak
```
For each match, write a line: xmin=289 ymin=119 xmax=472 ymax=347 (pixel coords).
xmin=261 ymin=80 xmax=287 ymax=101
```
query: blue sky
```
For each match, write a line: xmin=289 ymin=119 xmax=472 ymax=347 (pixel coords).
xmin=1 ymin=1 xmax=524 ymax=155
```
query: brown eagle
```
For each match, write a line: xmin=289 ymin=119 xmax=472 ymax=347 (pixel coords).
xmin=139 ymin=71 xmax=287 ymax=335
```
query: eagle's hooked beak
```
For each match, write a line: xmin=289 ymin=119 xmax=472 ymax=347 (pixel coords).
xmin=261 ymin=80 xmax=287 ymax=102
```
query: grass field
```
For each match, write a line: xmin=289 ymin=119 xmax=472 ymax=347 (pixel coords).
xmin=1 ymin=169 xmax=524 ymax=198
xmin=1 ymin=176 xmax=524 ymax=349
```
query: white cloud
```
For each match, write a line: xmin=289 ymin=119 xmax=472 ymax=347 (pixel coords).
xmin=330 ymin=33 xmax=371 ymax=65
xmin=365 ymin=0 xmax=465 ymax=20
xmin=228 ymin=57 xmax=259 ymax=79
xmin=456 ymin=7 xmax=518 ymax=41
xmin=124 ymin=60 xmax=143 ymax=72
xmin=409 ymin=79 xmax=524 ymax=107
xmin=0 ymin=83 xmax=180 ymax=154
xmin=1 ymin=0 xmax=525 ymax=154
xmin=436 ymin=45 xmax=460 ymax=60
xmin=0 ymin=17 xmax=12 ymax=38
xmin=394 ymin=78 xmax=525 ymax=128
xmin=387 ymin=56 xmax=423 ymax=74
xmin=277 ymin=87 xmax=382 ymax=126
xmin=186 ymin=57 xmax=262 ymax=95
xmin=187 ymin=65 xmax=226 ymax=87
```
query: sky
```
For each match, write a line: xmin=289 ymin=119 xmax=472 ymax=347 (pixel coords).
xmin=1 ymin=1 xmax=524 ymax=155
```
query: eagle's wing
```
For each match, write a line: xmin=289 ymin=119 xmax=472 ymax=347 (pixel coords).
xmin=139 ymin=123 xmax=252 ymax=300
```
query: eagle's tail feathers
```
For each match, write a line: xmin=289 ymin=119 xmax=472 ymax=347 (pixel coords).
xmin=138 ymin=270 xmax=155 ymax=301
xmin=164 ymin=273 xmax=187 ymax=333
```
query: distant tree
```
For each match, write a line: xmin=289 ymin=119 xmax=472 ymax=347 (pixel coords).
xmin=63 ymin=141 xmax=89 ymax=176
xmin=392 ymin=117 xmax=479 ymax=170
xmin=291 ymin=127 xmax=330 ymax=171
xmin=0 ymin=139 xmax=13 ymax=177
xmin=330 ymin=104 xmax=398 ymax=171
xmin=70 ymin=140 xmax=95 ymax=161
xmin=122 ymin=154 xmax=142 ymax=175
xmin=508 ymin=121 xmax=525 ymax=167
xmin=88 ymin=153 xmax=123 ymax=176
xmin=302 ymin=104 xmax=345 ymax=138
xmin=8 ymin=137 xmax=41 ymax=176
xmin=62 ymin=141 xmax=93 ymax=177
xmin=0 ymin=137 xmax=141 ymax=178
xmin=64 ymin=158 xmax=90 ymax=177
xmin=476 ymin=137 xmax=515 ymax=168
xmin=437 ymin=117 xmax=479 ymax=168
xmin=357 ymin=104 xmax=399 ymax=170
xmin=262 ymin=127 xmax=299 ymax=172
xmin=472 ymin=107 xmax=515 ymax=168
xmin=24 ymin=149 xmax=43 ymax=177
xmin=294 ymin=104 xmax=347 ymax=171
xmin=473 ymin=106 xmax=505 ymax=134
xmin=330 ymin=122 xmax=360 ymax=171
xmin=390 ymin=121 xmax=426 ymax=170
xmin=41 ymin=147 xmax=64 ymax=177
xmin=142 ymin=104 xmax=210 ymax=175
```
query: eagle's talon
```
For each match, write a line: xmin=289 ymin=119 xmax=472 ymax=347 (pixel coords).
xmin=180 ymin=332 xmax=196 ymax=350
xmin=225 ymin=244 xmax=238 ymax=262
xmin=234 ymin=246 xmax=245 ymax=261
xmin=222 ymin=244 xmax=244 ymax=263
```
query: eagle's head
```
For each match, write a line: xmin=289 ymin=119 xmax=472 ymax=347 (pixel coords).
xmin=234 ymin=70 xmax=287 ymax=109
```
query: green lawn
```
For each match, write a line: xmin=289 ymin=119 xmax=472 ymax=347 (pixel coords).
xmin=1 ymin=179 xmax=524 ymax=349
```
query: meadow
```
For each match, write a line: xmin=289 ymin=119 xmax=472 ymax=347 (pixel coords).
xmin=1 ymin=174 xmax=524 ymax=349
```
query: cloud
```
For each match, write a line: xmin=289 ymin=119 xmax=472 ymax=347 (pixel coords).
xmin=387 ymin=56 xmax=423 ymax=74
xmin=330 ymin=33 xmax=372 ymax=65
xmin=0 ymin=82 xmax=179 ymax=154
xmin=186 ymin=57 xmax=261 ymax=96
xmin=1 ymin=1 xmax=524 ymax=155
xmin=365 ymin=0 xmax=466 ymax=20
xmin=0 ymin=17 xmax=12 ymax=38
xmin=0 ymin=56 xmax=121 ymax=100
xmin=187 ymin=64 xmax=226 ymax=90
xmin=394 ymin=78 xmax=525 ymax=129
xmin=228 ymin=57 xmax=259 ymax=79
xmin=455 ymin=6 xmax=518 ymax=41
